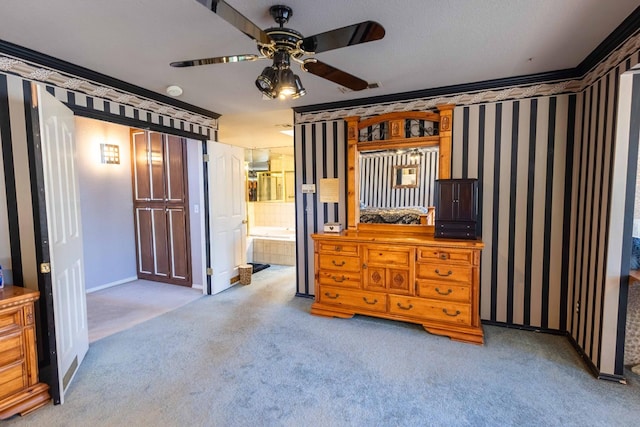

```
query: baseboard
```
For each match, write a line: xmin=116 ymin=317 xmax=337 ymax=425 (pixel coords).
xmin=85 ymin=276 xmax=138 ymax=293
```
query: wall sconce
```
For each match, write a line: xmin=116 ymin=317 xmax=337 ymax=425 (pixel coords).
xmin=100 ymin=143 xmax=120 ymax=164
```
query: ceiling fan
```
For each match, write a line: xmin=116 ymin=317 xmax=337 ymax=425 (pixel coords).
xmin=170 ymin=0 xmax=386 ymax=100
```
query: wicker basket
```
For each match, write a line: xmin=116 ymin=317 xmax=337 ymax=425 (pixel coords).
xmin=239 ymin=264 xmax=253 ymax=285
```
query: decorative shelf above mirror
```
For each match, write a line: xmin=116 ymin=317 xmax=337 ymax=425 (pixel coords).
xmin=345 ymin=105 xmax=454 ymax=234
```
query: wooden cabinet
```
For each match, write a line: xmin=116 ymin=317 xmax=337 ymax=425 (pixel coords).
xmin=0 ymin=286 xmax=50 ymax=419
xmin=132 ymin=131 xmax=191 ymax=286
xmin=311 ymin=232 xmax=484 ymax=344
xmin=435 ymin=179 xmax=478 ymax=239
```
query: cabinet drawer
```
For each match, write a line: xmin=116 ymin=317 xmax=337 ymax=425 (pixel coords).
xmin=0 ymin=360 xmax=27 ymax=400
xmin=389 ymin=296 xmax=471 ymax=325
xmin=318 ymin=242 xmax=359 ymax=256
xmin=416 ymin=263 xmax=472 ymax=283
xmin=318 ymin=270 xmax=361 ymax=288
xmin=418 ymin=248 xmax=474 ymax=265
xmin=318 ymin=285 xmax=387 ymax=313
xmin=0 ymin=309 xmax=22 ymax=329
xmin=318 ymin=254 xmax=361 ymax=272
xmin=364 ymin=245 xmax=412 ymax=267
xmin=417 ymin=280 xmax=471 ymax=303
xmin=0 ymin=330 xmax=24 ymax=366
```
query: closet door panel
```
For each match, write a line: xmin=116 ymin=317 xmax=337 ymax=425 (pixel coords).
xmin=150 ymin=132 xmax=166 ymax=201
xmin=168 ymin=207 xmax=190 ymax=281
xmin=133 ymin=132 xmax=151 ymax=201
xmin=152 ymin=208 xmax=170 ymax=277
xmin=135 ymin=208 xmax=154 ymax=274
xmin=165 ymin=135 xmax=186 ymax=203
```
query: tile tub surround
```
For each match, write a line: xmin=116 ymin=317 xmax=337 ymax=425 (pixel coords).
xmin=249 ymin=227 xmax=296 ymax=266
xmin=248 ymin=202 xmax=296 ymax=229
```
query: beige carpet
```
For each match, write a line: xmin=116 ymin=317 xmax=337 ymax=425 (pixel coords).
xmin=87 ymin=280 xmax=203 ymax=342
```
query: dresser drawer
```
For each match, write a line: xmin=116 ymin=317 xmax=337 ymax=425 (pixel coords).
xmin=364 ymin=245 xmax=412 ymax=267
xmin=0 ymin=309 xmax=22 ymax=329
xmin=318 ymin=242 xmax=359 ymax=256
xmin=389 ymin=295 xmax=471 ymax=325
xmin=417 ymin=280 xmax=471 ymax=303
xmin=318 ymin=285 xmax=387 ymax=313
xmin=0 ymin=330 xmax=24 ymax=366
xmin=318 ymin=254 xmax=361 ymax=272
xmin=416 ymin=263 xmax=472 ymax=283
xmin=318 ymin=270 xmax=361 ymax=288
xmin=418 ymin=248 xmax=474 ymax=265
xmin=0 ymin=360 xmax=27 ymax=400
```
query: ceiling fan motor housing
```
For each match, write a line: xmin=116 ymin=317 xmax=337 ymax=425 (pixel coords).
xmin=270 ymin=5 xmax=293 ymax=26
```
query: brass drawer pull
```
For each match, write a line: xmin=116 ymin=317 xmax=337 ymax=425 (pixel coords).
xmin=324 ymin=292 xmax=340 ymax=299
xmin=396 ymin=302 xmax=413 ymax=310
xmin=332 ymin=260 xmax=346 ymax=267
xmin=443 ymin=309 xmax=461 ymax=317
xmin=439 ymin=253 xmax=449 ymax=260
xmin=435 ymin=287 xmax=453 ymax=296
xmin=363 ymin=297 xmax=378 ymax=305
xmin=435 ymin=269 xmax=453 ymax=277
xmin=332 ymin=275 xmax=346 ymax=283
xmin=335 ymin=246 xmax=341 ymax=251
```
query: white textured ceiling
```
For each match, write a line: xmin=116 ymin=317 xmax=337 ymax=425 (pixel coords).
xmin=0 ymin=0 xmax=638 ymax=148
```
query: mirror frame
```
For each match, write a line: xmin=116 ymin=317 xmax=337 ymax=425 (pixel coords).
xmin=392 ymin=164 xmax=421 ymax=189
xmin=345 ymin=105 xmax=454 ymax=234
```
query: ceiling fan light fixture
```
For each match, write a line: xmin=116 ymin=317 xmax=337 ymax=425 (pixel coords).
xmin=255 ymin=66 xmax=278 ymax=98
xmin=292 ymin=74 xmax=306 ymax=99
xmin=276 ymin=68 xmax=297 ymax=98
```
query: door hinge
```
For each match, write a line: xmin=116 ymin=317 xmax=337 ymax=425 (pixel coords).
xmin=203 ymin=154 xmax=210 ymax=162
xmin=40 ymin=262 xmax=51 ymax=274
xmin=206 ymin=267 xmax=213 ymax=276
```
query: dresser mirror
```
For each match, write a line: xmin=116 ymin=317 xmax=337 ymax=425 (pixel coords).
xmin=345 ymin=106 xmax=454 ymax=234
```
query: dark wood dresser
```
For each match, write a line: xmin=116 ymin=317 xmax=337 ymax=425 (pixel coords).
xmin=435 ymin=178 xmax=479 ymax=239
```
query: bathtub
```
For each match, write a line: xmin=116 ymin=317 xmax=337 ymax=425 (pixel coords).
xmin=247 ymin=227 xmax=296 ymax=265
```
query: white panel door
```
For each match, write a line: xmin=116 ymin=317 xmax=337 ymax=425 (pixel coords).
xmin=37 ymin=85 xmax=89 ymax=404
xmin=208 ymin=141 xmax=246 ymax=294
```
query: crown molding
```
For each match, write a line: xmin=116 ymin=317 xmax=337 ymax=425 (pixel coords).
xmin=294 ymin=6 xmax=640 ymax=117
xmin=0 ymin=39 xmax=220 ymax=119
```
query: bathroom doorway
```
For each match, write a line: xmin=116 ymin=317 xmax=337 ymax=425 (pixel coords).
xmin=245 ymin=146 xmax=296 ymax=268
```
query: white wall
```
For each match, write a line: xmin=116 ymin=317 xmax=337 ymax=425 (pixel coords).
xmin=187 ymin=139 xmax=205 ymax=289
xmin=75 ymin=117 xmax=137 ymax=291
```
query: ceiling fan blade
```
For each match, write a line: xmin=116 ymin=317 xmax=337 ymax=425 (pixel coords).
xmin=171 ymin=54 xmax=261 ymax=67
xmin=303 ymin=60 xmax=369 ymax=91
xmin=195 ymin=0 xmax=272 ymax=45
xmin=300 ymin=21 xmax=385 ymax=54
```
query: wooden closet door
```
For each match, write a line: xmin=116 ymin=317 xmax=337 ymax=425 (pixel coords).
xmin=132 ymin=131 xmax=191 ymax=286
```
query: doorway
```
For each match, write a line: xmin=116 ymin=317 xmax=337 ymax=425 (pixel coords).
xmin=74 ymin=117 xmax=208 ymax=348
xmin=245 ymin=146 xmax=296 ymax=268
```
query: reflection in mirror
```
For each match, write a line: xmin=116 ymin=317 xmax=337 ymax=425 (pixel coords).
xmin=393 ymin=165 xmax=420 ymax=188
xmin=245 ymin=147 xmax=295 ymax=202
xmin=358 ymin=147 xmax=438 ymax=225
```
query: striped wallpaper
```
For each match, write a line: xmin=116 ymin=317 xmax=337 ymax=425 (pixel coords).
xmin=294 ymin=42 xmax=640 ymax=380
xmin=566 ymin=53 xmax=640 ymax=378
xmin=359 ymin=148 xmax=439 ymax=208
